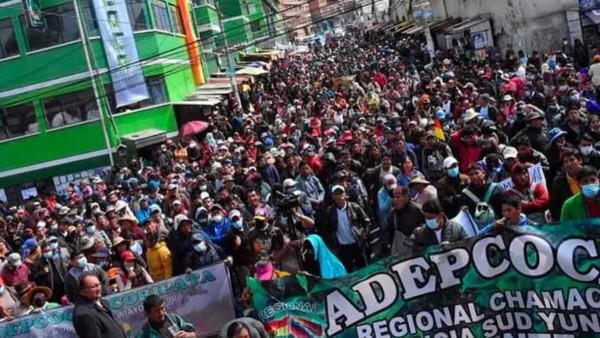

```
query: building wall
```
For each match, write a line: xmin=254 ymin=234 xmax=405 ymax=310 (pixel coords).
xmin=0 ymin=0 xmax=200 ymax=188
xmin=394 ymin=0 xmax=574 ymax=53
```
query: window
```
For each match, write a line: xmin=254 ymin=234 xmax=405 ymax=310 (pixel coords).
xmin=21 ymin=3 xmax=80 ymax=52
xmin=128 ymin=0 xmax=149 ymax=31
xmin=43 ymin=89 xmax=98 ymax=129
xmin=0 ymin=19 xmax=18 ymax=59
xmin=151 ymin=0 xmax=170 ymax=32
xmin=169 ymin=5 xmax=184 ymax=34
xmin=109 ymin=76 xmax=168 ymax=114
xmin=82 ymin=2 xmax=99 ymax=37
xmin=194 ymin=0 xmax=215 ymax=6
xmin=247 ymin=4 xmax=256 ymax=15
xmin=0 ymin=104 xmax=38 ymax=140
xmin=250 ymin=21 xmax=261 ymax=33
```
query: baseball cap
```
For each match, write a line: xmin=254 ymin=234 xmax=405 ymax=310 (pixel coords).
xmin=502 ymin=146 xmax=518 ymax=160
xmin=254 ymin=208 xmax=268 ymax=221
xmin=228 ymin=209 xmax=241 ymax=220
xmin=331 ymin=185 xmax=346 ymax=194
xmin=443 ymin=157 xmax=459 ymax=169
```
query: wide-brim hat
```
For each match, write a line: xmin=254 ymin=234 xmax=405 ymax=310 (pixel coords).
xmin=409 ymin=176 xmax=431 ymax=186
xmin=16 ymin=283 xmax=52 ymax=307
xmin=464 ymin=108 xmax=480 ymax=121
xmin=118 ymin=213 xmax=138 ymax=226
xmin=112 ymin=236 xmax=130 ymax=247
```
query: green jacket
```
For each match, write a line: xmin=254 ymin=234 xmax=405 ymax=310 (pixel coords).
xmin=560 ymin=192 xmax=588 ymax=222
xmin=134 ymin=314 xmax=197 ymax=338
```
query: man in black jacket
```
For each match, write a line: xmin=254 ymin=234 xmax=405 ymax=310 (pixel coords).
xmin=550 ymin=149 xmax=583 ymax=222
xmin=73 ymin=273 xmax=126 ymax=338
xmin=320 ymin=185 xmax=371 ymax=272
xmin=387 ymin=186 xmax=424 ymax=256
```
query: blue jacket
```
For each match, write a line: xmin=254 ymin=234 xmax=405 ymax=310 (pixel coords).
xmin=205 ymin=218 xmax=232 ymax=246
xmin=377 ymin=188 xmax=393 ymax=229
xmin=136 ymin=207 xmax=151 ymax=225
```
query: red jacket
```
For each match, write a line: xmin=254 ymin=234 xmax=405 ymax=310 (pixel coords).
xmin=509 ymin=182 xmax=550 ymax=214
xmin=451 ymin=132 xmax=483 ymax=173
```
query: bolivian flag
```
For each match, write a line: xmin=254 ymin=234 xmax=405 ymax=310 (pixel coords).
xmin=434 ymin=119 xmax=446 ymax=141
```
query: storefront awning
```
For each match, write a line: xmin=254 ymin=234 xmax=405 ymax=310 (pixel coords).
xmin=404 ymin=25 xmax=425 ymax=35
xmin=447 ymin=14 xmax=492 ymax=34
xmin=121 ymin=129 xmax=167 ymax=149
xmin=585 ymin=10 xmax=600 ymax=25
xmin=179 ymin=97 xmax=222 ymax=106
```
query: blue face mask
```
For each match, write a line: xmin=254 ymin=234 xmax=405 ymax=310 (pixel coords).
xmin=86 ymin=226 xmax=96 ymax=234
xmin=78 ymin=257 xmax=88 ymax=268
xmin=232 ymin=220 xmax=243 ymax=230
xmin=447 ymin=167 xmax=460 ymax=178
xmin=425 ymin=218 xmax=439 ymax=230
xmin=194 ymin=242 xmax=207 ymax=253
xmin=43 ymin=252 xmax=53 ymax=260
xmin=582 ymin=183 xmax=600 ymax=198
xmin=50 ymin=242 xmax=59 ymax=250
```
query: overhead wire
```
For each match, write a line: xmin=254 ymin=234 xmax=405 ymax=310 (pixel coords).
xmin=0 ymin=0 xmax=320 ymax=106
xmin=45 ymin=0 xmax=373 ymax=111
xmin=3 ymin=0 xmax=371 ymax=118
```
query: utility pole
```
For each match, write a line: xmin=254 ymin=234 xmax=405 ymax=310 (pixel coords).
xmin=216 ymin=3 xmax=242 ymax=109
xmin=73 ymin=0 xmax=114 ymax=165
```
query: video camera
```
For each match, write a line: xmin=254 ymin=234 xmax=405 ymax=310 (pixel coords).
xmin=274 ymin=192 xmax=299 ymax=215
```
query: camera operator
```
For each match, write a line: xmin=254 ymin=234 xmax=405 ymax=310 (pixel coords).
xmin=272 ymin=182 xmax=315 ymax=272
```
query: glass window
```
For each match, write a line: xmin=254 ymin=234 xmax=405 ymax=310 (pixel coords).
xmin=82 ymin=2 xmax=99 ymax=37
xmin=169 ymin=5 xmax=184 ymax=34
xmin=151 ymin=0 xmax=170 ymax=32
xmin=0 ymin=19 xmax=19 ymax=59
xmin=21 ymin=3 xmax=80 ymax=52
xmin=0 ymin=104 xmax=38 ymax=141
xmin=43 ymin=88 xmax=99 ymax=129
xmin=250 ymin=21 xmax=261 ymax=33
xmin=110 ymin=76 xmax=167 ymax=114
xmin=128 ymin=0 xmax=148 ymax=31
xmin=248 ymin=4 xmax=256 ymax=15
xmin=193 ymin=0 xmax=215 ymax=6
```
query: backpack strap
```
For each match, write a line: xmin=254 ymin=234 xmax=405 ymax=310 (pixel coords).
xmin=483 ymin=183 xmax=498 ymax=203
xmin=461 ymin=188 xmax=480 ymax=204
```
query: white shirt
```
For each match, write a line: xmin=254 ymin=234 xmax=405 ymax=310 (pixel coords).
xmin=434 ymin=228 xmax=443 ymax=244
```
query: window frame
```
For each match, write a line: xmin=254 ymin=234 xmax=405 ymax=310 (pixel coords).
xmin=250 ymin=21 xmax=261 ymax=33
xmin=168 ymin=4 xmax=184 ymax=34
xmin=151 ymin=0 xmax=171 ymax=32
xmin=42 ymin=88 xmax=99 ymax=130
xmin=20 ymin=3 xmax=81 ymax=52
xmin=109 ymin=76 xmax=168 ymax=114
xmin=0 ymin=18 xmax=19 ymax=59
xmin=128 ymin=0 xmax=149 ymax=31
xmin=0 ymin=103 xmax=38 ymax=141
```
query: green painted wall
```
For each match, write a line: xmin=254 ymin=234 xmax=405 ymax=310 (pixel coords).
xmin=245 ymin=0 xmax=268 ymax=41
xmin=0 ymin=0 xmax=203 ymax=187
xmin=194 ymin=5 xmax=220 ymax=27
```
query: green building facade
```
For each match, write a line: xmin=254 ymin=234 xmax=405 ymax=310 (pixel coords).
xmin=0 ymin=0 xmax=201 ymax=204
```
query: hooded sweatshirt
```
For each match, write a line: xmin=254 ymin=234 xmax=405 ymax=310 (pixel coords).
xmin=305 ymin=235 xmax=347 ymax=279
xmin=146 ymin=242 xmax=173 ymax=282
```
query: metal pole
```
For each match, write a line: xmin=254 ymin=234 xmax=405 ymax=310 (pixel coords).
xmin=73 ymin=0 xmax=114 ymax=165
xmin=216 ymin=3 xmax=242 ymax=108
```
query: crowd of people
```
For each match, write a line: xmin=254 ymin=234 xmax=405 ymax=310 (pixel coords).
xmin=0 ymin=27 xmax=599 ymax=337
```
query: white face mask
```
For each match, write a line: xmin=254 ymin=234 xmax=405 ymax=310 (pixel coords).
xmin=580 ymin=145 xmax=594 ymax=156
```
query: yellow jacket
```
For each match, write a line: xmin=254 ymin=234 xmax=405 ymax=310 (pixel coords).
xmin=146 ymin=241 xmax=173 ymax=282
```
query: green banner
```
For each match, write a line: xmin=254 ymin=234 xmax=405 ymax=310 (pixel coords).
xmin=249 ymin=221 xmax=600 ymax=337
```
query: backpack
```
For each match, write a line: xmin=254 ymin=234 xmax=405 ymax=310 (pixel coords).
xmin=462 ymin=183 xmax=498 ymax=228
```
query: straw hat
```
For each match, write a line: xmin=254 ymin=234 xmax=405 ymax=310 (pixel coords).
xmin=409 ymin=176 xmax=431 ymax=187
xmin=15 ymin=282 xmax=52 ymax=307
